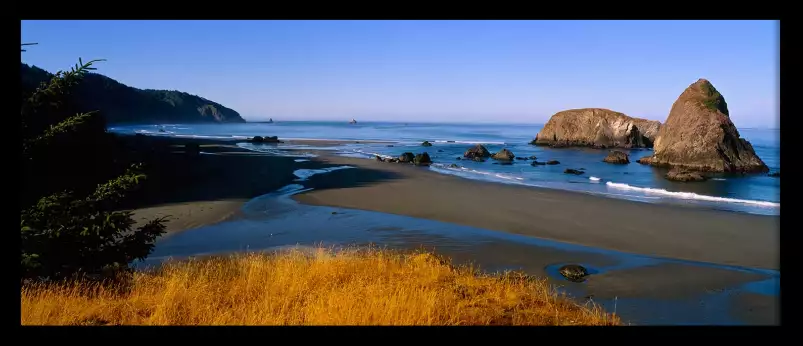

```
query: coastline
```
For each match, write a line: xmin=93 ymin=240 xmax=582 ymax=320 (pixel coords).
xmin=125 ymin=135 xmax=779 ymax=271
xmin=291 ymin=153 xmax=779 ymax=270
xmin=122 ymin=135 xmax=779 ymax=325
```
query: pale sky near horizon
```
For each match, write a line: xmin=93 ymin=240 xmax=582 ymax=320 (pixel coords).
xmin=21 ymin=20 xmax=779 ymax=128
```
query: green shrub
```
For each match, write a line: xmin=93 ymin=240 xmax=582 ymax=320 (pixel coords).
xmin=20 ymin=45 xmax=166 ymax=281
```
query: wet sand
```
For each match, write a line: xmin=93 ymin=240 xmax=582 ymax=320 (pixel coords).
xmin=123 ymin=136 xmax=779 ymax=324
xmin=293 ymin=154 xmax=780 ymax=270
xmin=123 ymin=136 xmax=301 ymax=235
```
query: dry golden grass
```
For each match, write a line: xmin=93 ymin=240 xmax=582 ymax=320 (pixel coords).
xmin=21 ymin=247 xmax=619 ymax=326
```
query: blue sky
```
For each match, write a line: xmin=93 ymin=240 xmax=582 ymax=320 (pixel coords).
xmin=21 ymin=20 xmax=779 ymax=127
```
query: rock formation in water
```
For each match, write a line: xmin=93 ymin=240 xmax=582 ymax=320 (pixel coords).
xmin=665 ymin=168 xmax=708 ymax=182
xmin=399 ymin=152 xmax=415 ymax=163
xmin=463 ymin=144 xmax=491 ymax=159
xmin=532 ymin=108 xmax=661 ymax=148
xmin=413 ymin=152 xmax=432 ymax=166
xmin=644 ymin=79 xmax=768 ymax=173
xmin=564 ymin=169 xmax=584 ymax=175
xmin=491 ymin=148 xmax=515 ymax=161
xmin=602 ymin=151 xmax=630 ymax=164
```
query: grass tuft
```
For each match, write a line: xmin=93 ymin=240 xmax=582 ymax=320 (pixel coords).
xmin=21 ymin=247 xmax=619 ymax=326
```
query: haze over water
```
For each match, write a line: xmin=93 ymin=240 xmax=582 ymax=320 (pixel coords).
xmin=110 ymin=121 xmax=780 ymax=216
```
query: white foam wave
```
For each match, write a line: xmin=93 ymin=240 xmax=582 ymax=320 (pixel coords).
xmin=711 ymin=178 xmax=726 ymax=181
xmin=281 ymin=137 xmax=396 ymax=143
xmin=348 ymin=149 xmax=395 ymax=160
xmin=433 ymin=140 xmax=507 ymax=145
xmin=605 ymin=182 xmax=779 ymax=208
xmin=589 ymin=176 xmax=601 ymax=182
xmin=293 ymin=166 xmax=354 ymax=181
xmin=294 ymin=159 xmax=310 ymax=162
xmin=173 ymin=134 xmax=251 ymax=140
xmin=430 ymin=164 xmax=526 ymax=183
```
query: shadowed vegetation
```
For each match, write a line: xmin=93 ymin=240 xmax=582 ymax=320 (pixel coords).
xmin=21 ymin=47 xmax=166 ymax=281
xmin=20 ymin=63 xmax=244 ymax=125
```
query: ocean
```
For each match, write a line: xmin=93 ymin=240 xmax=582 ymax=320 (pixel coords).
xmin=109 ymin=121 xmax=780 ymax=216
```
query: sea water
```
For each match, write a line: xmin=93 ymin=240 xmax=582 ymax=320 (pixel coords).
xmin=109 ymin=121 xmax=780 ymax=216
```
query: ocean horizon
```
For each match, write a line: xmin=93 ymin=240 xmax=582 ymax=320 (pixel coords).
xmin=109 ymin=121 xmax=781 ymax=216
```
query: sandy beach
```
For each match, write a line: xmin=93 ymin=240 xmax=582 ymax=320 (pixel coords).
xmin=126 ymin=136 xmax=778 ymax=270
xmin=120 ymin=136 xmax=779 ymax=325
xmin=294 ymin=154 xmax=779 ymax=270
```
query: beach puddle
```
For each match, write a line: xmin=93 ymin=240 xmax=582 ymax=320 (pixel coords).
xmin=142 ymin=177 xmax=780 ymax=326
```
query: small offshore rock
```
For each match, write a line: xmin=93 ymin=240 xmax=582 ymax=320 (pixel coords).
xmin=558 ymin=264 xmax=589 ymax=282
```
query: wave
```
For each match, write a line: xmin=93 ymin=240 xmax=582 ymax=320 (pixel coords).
xmin=433 ymin=140 xmax=507 ymax=145
xmin=293 ymin=166 xmax=354 ymax=181
xmin=605 ymin=182 xmax=779 ymax=208
xmin=236 ymin=143 xmax=320 ymax=158
xmin=589 ymin=176 xmax=601 ymax=182
xmin=347 ymin=149 xmax=396 ymax=160
xmin=429 ymin=164 xmax=526 ymax=184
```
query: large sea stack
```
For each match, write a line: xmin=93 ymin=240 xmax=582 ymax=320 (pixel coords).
xmin=645 ymin=79 xmax=768 ymax=173
xmin=532 ymin=108 xmax=661 ymax=149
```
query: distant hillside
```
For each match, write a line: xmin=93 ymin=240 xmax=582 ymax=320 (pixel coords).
xmin=21 ymin=63 xmax=246 ymax=125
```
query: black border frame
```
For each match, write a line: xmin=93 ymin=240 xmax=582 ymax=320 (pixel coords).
xmin=11 ymin=10 xmax=793 ymax=337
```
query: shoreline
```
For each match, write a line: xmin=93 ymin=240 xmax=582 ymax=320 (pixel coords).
xmin=122 ymin=134 xmax=779 ymax=324
xmin=292 ymin=153 xmax=779 ymax=270
xmin=123 ymin=135 xmax=779 ymax=270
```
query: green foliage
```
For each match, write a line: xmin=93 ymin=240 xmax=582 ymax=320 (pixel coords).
xmin=699 ymin=81 xmax=729 ymax=115
xmin=20 ymin=63 xmax=244 ymax=124
xmin=21 ymin=46 xmax=166 ymax=281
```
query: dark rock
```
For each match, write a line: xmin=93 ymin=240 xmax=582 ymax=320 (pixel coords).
xmin=529 ymin=156 xmax=538 ymax=160
xmin=665 ymin=168 xmax=708 ymax=182
xmin=533 ymin=108 xmax=661 ymax=149
xmin=636 ymin=156 xmax=653 ymax=165
xmin=387 ymin=158 xmax=399 ymax=163
xmin=546 ymin=160 xmax=560 ymax=165
xmin=437 ymin=149 xmax=443 ymax=152
xmin=768 ymin=171 xmax=780 ymax=178
xmin=603 ymin=151 xmax=630 ymax=164
xmin=564 ymin=169 xmax=584 ymax=175
xmin=447 ymin=140 xmax=456 ymax=143
xmin=473 ymin=157 xmax=486 ymax=162
xmin=491 ymin=148 xmax=515 ymax=161
xmin=531 ymin=161 xmax=546 ymax=166
xmin=413 ymin=152 xmax=432 ymax=166
xmin=456 ymin=157 xmax=462 ymax=160
xmin=252 ymin=135 xmax=280 ymax=143
xmin=374 ymin=155 xmax=385 ymax=162
xmin=387 ymin=145 xmax=394 ymax=147
xmin=464 ymin=144 xmax=491 ymax=159
xmin=515 ymin=157 xmax=528 ymax=160
xmin=579 ymin=168 xmax=586 ymax=170
xmin=558 ymin=264 xmax=589 ymax=282
xmin=399 ymin=152 xmax=415 ymax=163
xmin=648 ymin=79 xmax=769 ymax=173
xmin=448 ymin=163 xmax=460 ymax=168
xmin=421 ymin=141 xmax=433 ymax=147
